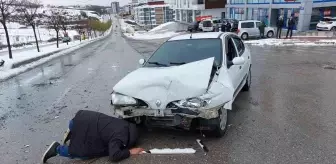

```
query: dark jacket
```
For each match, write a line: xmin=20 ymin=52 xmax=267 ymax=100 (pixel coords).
xmin=276 ymin=18 xmax=284 ymax=28
xmin=69 ymin=110 xmax=138 ymax=162
xmin=288 ymin=17 xmax=295 ymax=29
xmin=258 ymin=21 xmax=266 ymax=33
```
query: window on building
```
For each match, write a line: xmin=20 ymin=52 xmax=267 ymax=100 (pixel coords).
xmin=273 ymin=0 xmax=300 ymax=3
xmin=241 ymin=22 xmax=255 ymax=28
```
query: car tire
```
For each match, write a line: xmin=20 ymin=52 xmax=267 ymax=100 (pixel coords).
xmin=267 ymin=31 xmax=274 ymax=38
xmin=212 ymin=107 xmax=228 ymax=137
xmin=242 ymin=68 xmax=251 ymax=91
xmin=331 ymin=27 xmax=336 ymax=31
xmin=241 ymin=33 xmax=248 ymax=40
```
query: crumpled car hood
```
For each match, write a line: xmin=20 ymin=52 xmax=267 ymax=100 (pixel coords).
xmin=113 ymin=57 xmax=214 ymax=109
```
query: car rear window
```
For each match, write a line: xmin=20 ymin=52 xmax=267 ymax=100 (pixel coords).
xmin=241 ymin=22 xmax=254 ymax=28
xmin=203 ymin=20 xmax=212 ymax=27
xmin=145 ymin=39 xmax=222 ymax=67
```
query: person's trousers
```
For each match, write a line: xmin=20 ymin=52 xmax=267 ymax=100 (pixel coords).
xmin=276 ymin=27 xmax=282 ymax=38
xmin=286 ymin=28 xmax=293 ymax=38
xmin=260 ymin=31 xmax=264 ymax=38
xmin=56 ymin=120 xmax=88 ymax=159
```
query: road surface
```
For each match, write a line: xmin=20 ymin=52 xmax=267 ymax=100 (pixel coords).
xmin=0 ymin=24 xmax=336 ymax=164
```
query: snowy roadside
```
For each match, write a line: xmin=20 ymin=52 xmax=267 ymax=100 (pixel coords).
xmin=0 ymin=27 xmax=112 ymax=81
xmin=244 ymin=38 xmax=336 ymax=46
xmin=119 ymin=19 xmax=182 ymax=40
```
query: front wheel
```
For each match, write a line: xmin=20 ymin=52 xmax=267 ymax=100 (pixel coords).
xmin=212 ymin=107 xmax=228 ymax=137
xmin=331 ymin=27 xmax=336 ymax=31
xmin=242 ymin=68 xmax=251 ymax=91
xmin=267 ymin=31 xmax=274 ymax=38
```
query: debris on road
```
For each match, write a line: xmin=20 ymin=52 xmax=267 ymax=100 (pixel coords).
xmin=142 ymin=148 xmax=196 ymax=154
xmin=196 ymin=139 xmax=209 ymax=154
xmin=54 ymin=116 xmax=59 ymax=119
xmin=24 ymin=145 xmax=30 ymax=148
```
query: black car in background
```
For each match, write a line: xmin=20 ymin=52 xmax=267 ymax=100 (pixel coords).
xmin=188 ymin=21 xmax=200 ymax=32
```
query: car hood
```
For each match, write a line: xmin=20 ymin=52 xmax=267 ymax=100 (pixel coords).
xmin=113 ymin=57 xmax=214 ymax=109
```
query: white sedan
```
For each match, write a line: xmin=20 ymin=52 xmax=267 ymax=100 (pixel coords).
xmin=111 ymin=32 xmax=252 ymax=137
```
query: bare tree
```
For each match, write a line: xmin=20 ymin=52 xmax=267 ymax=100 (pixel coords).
xmin=17 ymin=0 xmax=41 ymax=52
xmin=59 ymin=10 xmax=69 ymax=45
xmin=0 ymin=0 xmax=20 ymax=59
xmin=47 ymin=9 xmax=62 ymax=48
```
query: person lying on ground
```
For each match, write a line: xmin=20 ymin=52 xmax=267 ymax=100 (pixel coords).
xmin=42 ymin=110 xmax=144 ymax=163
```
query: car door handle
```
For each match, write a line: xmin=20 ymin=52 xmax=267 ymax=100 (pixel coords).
xmin=239 ymin=66 xmax=242 ymax=69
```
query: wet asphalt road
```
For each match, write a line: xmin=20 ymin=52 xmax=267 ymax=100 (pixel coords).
xmin=1 ymin=22 xmax=336 ymax=164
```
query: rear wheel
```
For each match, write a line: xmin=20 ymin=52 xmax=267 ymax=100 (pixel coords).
xmin=242 ymin=68 xmax=251 ymax=91
xmin=267 ymin=31 xmax=274 ymax=38
xmin=241 ymin=33 xmax=248 ymax=40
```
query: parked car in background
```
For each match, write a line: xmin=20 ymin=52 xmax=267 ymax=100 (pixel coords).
xmin=201 ymin=19 xmax=214 ymax=32
xmin=200 ymin=19 xmax=221 ymax=32
xmin=188 ymin=21 xmax=200 ymax=32
xmin=62 ymin=36 xmax=71 ymax=43
xmin=111 ymin=32 xmax=252 ymax=137
xmin=237 ymin=20 xmax=275 ymax=40
xmin=316 ymin=17 xmax=336 ymax=31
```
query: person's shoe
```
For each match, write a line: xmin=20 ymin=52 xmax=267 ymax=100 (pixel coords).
xmin=63 ymin=129 xmax=71 ymax=145
xmin=42 ymin=141 xmax=60 ymax=163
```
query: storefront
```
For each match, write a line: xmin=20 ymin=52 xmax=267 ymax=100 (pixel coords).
xmin=310 ymin=6 xmax=336 ymax=29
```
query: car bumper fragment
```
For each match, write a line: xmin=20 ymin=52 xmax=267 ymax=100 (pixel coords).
xmin=112 ymin=105 xmax=221 ymax=119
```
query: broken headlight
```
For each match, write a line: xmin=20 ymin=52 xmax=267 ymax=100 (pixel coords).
xmin=173 ymin=98 xmax=211 ymax=108
xmin=111 ymin=92 xmax=137 ymax=105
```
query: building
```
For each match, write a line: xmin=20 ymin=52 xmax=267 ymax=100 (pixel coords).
xmin=134 ymin=1 xmax=174 ymax=28
xmin=111 ymin=1 xmax=120 ymax=14
xmin=165 ymin=0 xmax=227 ymax=23
xmin=226 ymin=0 xmax=336 ymax=31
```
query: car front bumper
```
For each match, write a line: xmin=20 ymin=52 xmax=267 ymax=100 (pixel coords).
xmin=316 ymin=26 xmax=331 ymax=30
xmin=111 ymin=105 xmax=222 ymax=120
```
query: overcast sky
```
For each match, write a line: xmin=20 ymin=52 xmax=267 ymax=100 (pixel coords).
xmin=40 ymin=0 xmax=130 ymax=7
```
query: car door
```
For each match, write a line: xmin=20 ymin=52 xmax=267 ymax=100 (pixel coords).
xmin=224 ymin=35 xmax=241 ymax=91
xmin=231 ymin=35 xmax=250 ymax=85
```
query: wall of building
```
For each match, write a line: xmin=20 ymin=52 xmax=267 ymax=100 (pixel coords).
xmin=226 ymin=0 xmax=336 ymax=31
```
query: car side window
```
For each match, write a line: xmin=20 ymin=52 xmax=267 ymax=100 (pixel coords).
xmin=256 ymin=22 xmax=261 ymax=28
xmin=241 ymin=22 xmax=254 ymax=28
xmin=225 ymin=36 xmax=238 ymax=68
xmin=232 ymin=37 xmax=245 ymax=56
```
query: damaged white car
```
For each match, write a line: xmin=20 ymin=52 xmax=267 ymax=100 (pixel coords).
xmin=111 ymin=32 xmax=252 ymax=137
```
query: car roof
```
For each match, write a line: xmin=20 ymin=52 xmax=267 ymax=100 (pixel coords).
xmin=168 ymin=32 xmax=235 ymax=41
xmin=240 ymin=20 xmax=260 ymax=23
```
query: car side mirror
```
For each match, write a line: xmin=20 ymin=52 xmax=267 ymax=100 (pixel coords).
xmin=139 ymin=58 xmax=145 ymax=65
xmin=232 ymin=57 xmax=245 ymax=65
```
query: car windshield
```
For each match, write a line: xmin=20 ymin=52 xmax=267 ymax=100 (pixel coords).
xmin=322 ymin=18 xmax=336 ymax=22
xmin=144 ymin=39 xmax=222 ymax=67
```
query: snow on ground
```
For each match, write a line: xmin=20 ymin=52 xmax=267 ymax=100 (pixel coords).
xmin=0 ymin=26 xmax=112 ymax=80
xmin=244 ymin=38 xmax=336 ymax=46
xmin=124 ymin=31 xmax=180 ymax=40
xmin=120 ymin=20 xmax=181 ymax=40
xmin=148 ymin=22 xmax=176 ymax=33
xmin=0 ymin=28 xmax=79 ymax=45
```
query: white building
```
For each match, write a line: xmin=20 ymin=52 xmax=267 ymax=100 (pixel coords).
xmin=134 ymin=1 xmax=174 ymax=28
xmin=165 ymin=0 xmax=226 ymax=23
xmin=111 ymin=1 xmax=120 ymax=14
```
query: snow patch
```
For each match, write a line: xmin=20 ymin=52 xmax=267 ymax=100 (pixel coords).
xmin=244 ymin=38 xmax=336 ymax=46
xmin=124 ymin=31 xmax=180 ymax=40
xmin=0 ymin=26 xmax=112 ymax=80
xmin=148 ymin=22 xmax=176 ymax=33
